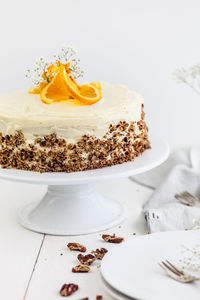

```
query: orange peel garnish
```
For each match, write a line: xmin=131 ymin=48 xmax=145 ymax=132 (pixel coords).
xmin=91 ymin=81 xmax=101 ymax=89
xmin=40 ymin=66 xmax=72 ymax=104
xmin=29 ymin=82 xmax=48 ymax=94
xmin=62 ymin=71 xmax=101 ymax=105
xmin=29 ymin=86 xmax=41 ymax=94
xmin=29 ymin=64 xmax=101 ymax=105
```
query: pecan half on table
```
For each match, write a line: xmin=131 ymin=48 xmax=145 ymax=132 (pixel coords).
xmin=91 ymin=248 xmax=108 ymax=260
xmin=67 ymin=242 xmax=86 ymax=252
xmin=60 ymin=283 xmax=78 ymax=297
xmin=72 ymin=264 xmax=90 ymax=273
xmin=102 ymin=234 xmax=124 ymax=243
xmin=77 ymin=253 xmax=96 ymax=265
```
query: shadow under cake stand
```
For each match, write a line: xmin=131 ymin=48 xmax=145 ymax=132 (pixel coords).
xmin=0 ymin=133 xmax=169 ymax=235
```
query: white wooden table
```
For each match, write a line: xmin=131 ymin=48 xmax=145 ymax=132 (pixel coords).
xmin=0 ymin=177 xmax=152 ymax=300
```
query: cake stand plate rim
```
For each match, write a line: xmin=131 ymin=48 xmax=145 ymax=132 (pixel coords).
xmin=0 ymin=133 xmax=169 ymax=185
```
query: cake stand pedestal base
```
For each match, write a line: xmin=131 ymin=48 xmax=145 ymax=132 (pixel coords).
xmin=19 ymin=184 xmax=126 ymax=235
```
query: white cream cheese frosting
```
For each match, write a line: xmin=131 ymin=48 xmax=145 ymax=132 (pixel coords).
xmin=0 ymin=82 xmax=143 ymax=143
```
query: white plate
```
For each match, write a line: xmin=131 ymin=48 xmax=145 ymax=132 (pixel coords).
xmin=101 ymin=275 xmax=133 ymax=300
xmin=101 ymin=230 xmax=200 ymax=300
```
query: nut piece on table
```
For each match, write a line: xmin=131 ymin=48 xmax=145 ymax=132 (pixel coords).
xmin=60 ymin=283 xmax=79 ymax=297
xmin=72 ymin=264 xmax=90 ymax=273
xmin=102 ymin=234 xmax=124 ymax=243
xmin=91 ymin=248 xmax=108 ymax=260
xmin=79 ymin=298 xmax=89 ymax=300
xmin=77 ymin=253 xmax=96 ymax=265
xmin=67 ymin=242 xmax=86 ymax=252
xmin=96 ymin=296 xmax=103 ymax=300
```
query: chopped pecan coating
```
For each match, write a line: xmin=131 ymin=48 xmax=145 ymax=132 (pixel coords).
xmin=67 ymin=242 xmax=86 ymax=252
xmin=77 ymin=253 xmax=96 ymax=265
xmin=72 ymin=264 xmax=90 ymax=273
xmin=91 ymin=248 xmax=108 ymax=260
xmin=0 ymin=117 xmax=150 ymax=173
xmin=102 ymin=234 xmax=124 ymax=243
xmin=60 ymin=283 xmax=78 ymax=297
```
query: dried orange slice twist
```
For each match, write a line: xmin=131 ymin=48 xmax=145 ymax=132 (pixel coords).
xmin=30 ymin=64 xmax=101 ymax=105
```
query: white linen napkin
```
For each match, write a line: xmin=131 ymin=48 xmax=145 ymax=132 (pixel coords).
xmin=133 ymin=148 xmax=200 ymax=233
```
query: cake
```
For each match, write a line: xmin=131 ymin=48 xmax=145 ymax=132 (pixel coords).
xmin=0 ymin=48 xmax=150 ymax=173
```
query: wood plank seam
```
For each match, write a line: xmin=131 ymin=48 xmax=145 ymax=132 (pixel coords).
xmin=23 ymin=234 xmax=46 ymax=300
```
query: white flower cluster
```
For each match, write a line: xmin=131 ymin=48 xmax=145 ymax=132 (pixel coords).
xmin=25 ymin=57 xmax=48 ymax=86
xmin=53 ymin=46 xmax=84 ymax=79
xmin=192 ymin=219 xmax=200 ymax=230
xmin=173 ymin=63 xmax=200 ymax=96
xmin=178 ymin=220 xmax=200 ymax=276
xmin=25 ymin=46 xmax=84 ymax=86
xmin=179 ymin=241 xmax=200 ymax=275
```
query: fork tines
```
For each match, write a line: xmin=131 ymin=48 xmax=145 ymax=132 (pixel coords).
xmin=160 ymin=260 xmax=184 ymax=276
xmin=159 ymin=260 xmax=200 ymax=283
xmin=175 ymin=191 xmax=199 ymax=206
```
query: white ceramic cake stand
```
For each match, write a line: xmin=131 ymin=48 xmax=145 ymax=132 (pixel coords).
xmin=0 ymin=133 xmax=169 ymax=235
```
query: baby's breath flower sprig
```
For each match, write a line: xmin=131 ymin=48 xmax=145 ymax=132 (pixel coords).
xmin=70 ymin=58 xmax=84 ymax=79
xmin=173 ymin=63 xmax=200 ymax=96
xmin=192 ymin=219 xmax=200 ymax=230
xmin=179 ymin=241 xmax=200 ymax=276
xmin=25 ymin=46 xmax=84 ymax=87
xmin=53 ymin=46 xmax=84 ymax=79
xmin=25 ymin=56 xmax=49 ymax=86
xmin=176 ymin=220 xmax=200 ymax=276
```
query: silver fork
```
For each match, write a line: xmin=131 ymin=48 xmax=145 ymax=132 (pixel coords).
xmin=175 ymin=191 xmax=200 ymax=207
xmin=159 ymin=260 xmax=200 ymax=283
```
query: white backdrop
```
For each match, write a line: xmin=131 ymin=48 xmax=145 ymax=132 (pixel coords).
xmin=0 ymin=0 xmax=200 ymax=150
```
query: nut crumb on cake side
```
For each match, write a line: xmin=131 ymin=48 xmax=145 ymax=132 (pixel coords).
xmin=0 ymin=118 xmax=150 ymax=173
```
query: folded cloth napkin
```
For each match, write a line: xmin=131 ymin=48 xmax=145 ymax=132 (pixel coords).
xmin=134 ymin=148 xmax=200 ymax=233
